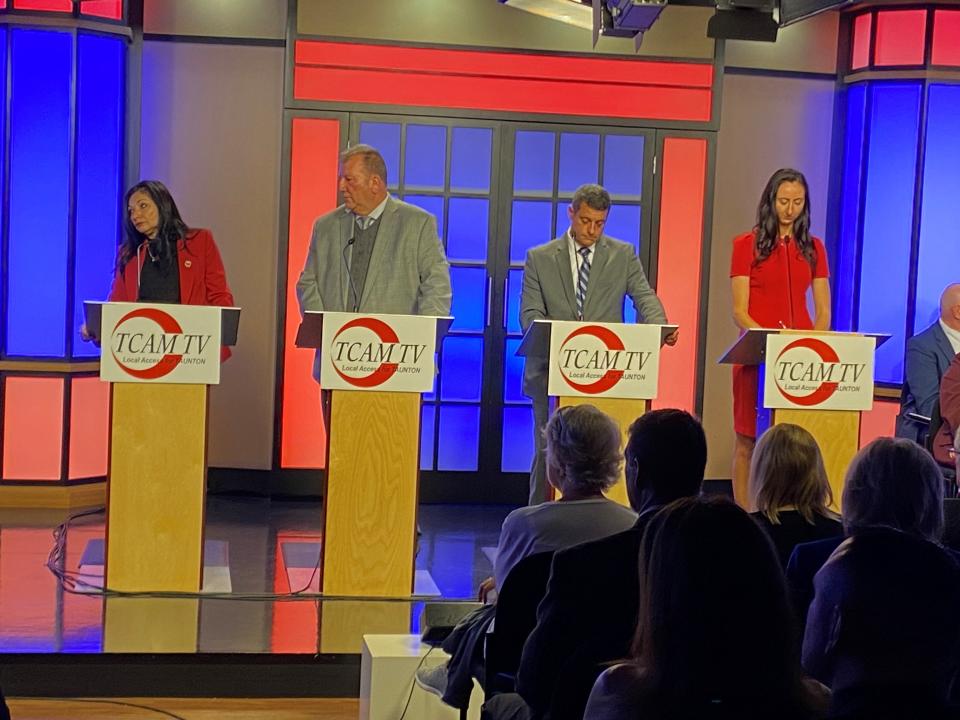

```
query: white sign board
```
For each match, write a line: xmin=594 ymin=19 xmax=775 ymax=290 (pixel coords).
xmin=763 ymin=333 xmax=876 ymax=411
xmin=100 ymin=302 xmax=221 ymax=384
xmin=547 ymin=321 xmax=663 ymax=399
xmin=319 ymin=312 xmax=437 ymax=393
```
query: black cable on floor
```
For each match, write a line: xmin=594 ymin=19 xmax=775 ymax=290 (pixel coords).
xmin=399 ymin=645 xmax=436 ymax=720
xmin=33 ymin=697 xmax=189 ymax=719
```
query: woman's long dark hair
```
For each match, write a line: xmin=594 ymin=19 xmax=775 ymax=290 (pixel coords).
xmin=754 ymin=168 xmax=816 ymax=270
xmin=631 ymin=496 xmax=817 ymax=717
xmin=118 ymin=180 xmax=190 ymax=271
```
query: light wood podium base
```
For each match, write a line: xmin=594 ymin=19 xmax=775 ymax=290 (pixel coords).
xmin=106 ymin=383 xmax=207 ymax=593
xmin=771 ymin=408 xmax=859 ymax=512
xmin=323 ymin=390 xmax=420 ymax=597
xmin=103 ymin=597 xmax=199 ymax=652
xmin=557 ymin=396 xmax=650 ymax=507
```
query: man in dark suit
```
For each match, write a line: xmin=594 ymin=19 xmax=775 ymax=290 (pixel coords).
xmin=519 ymin=183 xmax=677 ymax=505
xmin=483 ymin=409 xmax=706 ymax=720
xmin=897 ymin=283 xmax=960 ymax=443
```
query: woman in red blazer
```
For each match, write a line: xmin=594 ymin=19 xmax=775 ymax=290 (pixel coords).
xmin=82 ymin=180 xmax=235 ymax=356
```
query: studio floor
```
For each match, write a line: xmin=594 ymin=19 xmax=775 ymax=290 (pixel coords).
xmin=0 ymin=495 xmax=513 ymax=656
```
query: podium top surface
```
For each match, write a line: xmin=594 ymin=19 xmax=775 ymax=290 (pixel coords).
xmin=295 ymin=310 xmax=454 ymax=349
xmin=517 ymin=319 xmax=679 ymax=358
xmin=83 ymin=301 xmax=241 ymax=346
xmin=717 ymin=328 xmax=892 ymax=365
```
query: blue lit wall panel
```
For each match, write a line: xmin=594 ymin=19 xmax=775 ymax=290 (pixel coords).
xmin=558 ymin=133 xmax=599 ymax=193
xmin=502 ymin=406 xmax=534 ymax=473
xmin=914 ymin=85 xmax=960 ymax=335
xmin=449 ymin=267 xmax=485 ymax=331
xmin=404 ymin=125 xmax=446 ymax=190
xmin=438 ymin=406 xmax=480 ymax=471
xmin=450 ymin=127 xmax=492 ymax=191
xmin=555 ymin=203 xmax=568 ymax=241
xmin=834 ymin=84 xmax=868 ymax=333
xmin=604 ymin=205 xmax=641 ymax=252
xmin=511 ymin=201 xmax=552 ymax=264
xmin=603 ymin=135 xmax=644 ymax=197
xmin=358 ymin=122 xmax=400 ymax=188
xmin=447 ymin=197 xmax=488 ymax=262
xmin=506 ymin=268 xmax=523 ymax=335
xmin=403 ymin=195 xmax=444 ymax=238
xmin=503 ymin=338 xmax=527 ymax=404
xmin=857 ymin=83 xmax=922 ymax=384
xmin=73 ymin=33 xmax=125 ymax=359
xmin=514 ymin=131 xmax=554 ymax=194
xmin=440 ymin=336 xmax=483 ymax=402
xmin=420 ymin=406 xmax=435 ymax=471
xmin=7 ymin=30 xmax=73 ymax=357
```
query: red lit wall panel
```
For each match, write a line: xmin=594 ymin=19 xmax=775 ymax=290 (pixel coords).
xmin=68 ymin=376 xmax=110 ymax=479
xmin=2 ymin=376 xmax=64 ymax=480
xmin=12 ymin=0 xmax=71 ymax=10
xmin=652 ymin=137 xmax=708 ymax=414
xmin=280 ymin=118 xmax=341 ymax=468
xmin=851 ymin=13 xmax=872 ymax=70
xmin=875 ymin=10 xmax=927 ymax=67
xmin=79 ymin=0 xmax=122 ymax=20
xmin=0 ymin=529 xmax=59 ymax=651
xmin=858 ymin=398 xmax=899 ymax=448
xmin=932 ymin=10 xmax=960 ymax=67
xmin=294 ymin=41 xmax=714 ymax=124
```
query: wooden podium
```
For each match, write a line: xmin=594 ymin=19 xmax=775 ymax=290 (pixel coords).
xmin=85 ymin=301 xmax=240 ymax=593
xmin=518 ymin=319 xmax=677 ymax=506
xmin=719 ymin=329 xmax=889 ymax=510
xmin=296 ymin=311 xmax=450 ymax=599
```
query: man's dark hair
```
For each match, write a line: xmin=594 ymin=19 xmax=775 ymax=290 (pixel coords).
xmin=626 ymin=409 xmax=706 ymax=503
xmin=571 ymin=183 xmax=611 ymax=213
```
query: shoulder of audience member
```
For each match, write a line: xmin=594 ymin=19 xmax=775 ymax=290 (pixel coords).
xmin=585 ymin=663 xmax=648 ymax=719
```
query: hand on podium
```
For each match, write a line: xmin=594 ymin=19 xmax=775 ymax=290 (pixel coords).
xmin=80 ymin=323 xmax=101 ymax=347
xmin=664 ymin=329 xmax=679 ymax=346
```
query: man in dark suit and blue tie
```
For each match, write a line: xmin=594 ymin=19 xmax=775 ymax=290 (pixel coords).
xmin=519 ymin=183 xmax=677 ymax=505
xmin=897 ymin=283 xmax=960 ymax=443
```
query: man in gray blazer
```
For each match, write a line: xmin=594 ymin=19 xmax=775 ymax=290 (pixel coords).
xmin=297 ymin=144 xmax=452 ymax=376
xmin=520 ymin=183 xmax=677 ymax=505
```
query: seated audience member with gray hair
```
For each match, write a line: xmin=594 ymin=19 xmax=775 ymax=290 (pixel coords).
xmin=416 ymin=404 xmax=637 ymax=710
xmin=786 ymin=437 xmax=957 ymax=631
xmin=802 ymin=528 xmax=960 ymax=720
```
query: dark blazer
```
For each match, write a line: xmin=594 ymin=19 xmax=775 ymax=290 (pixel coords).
xmin=898 ymin=322 xmax=957 ymax=442
xmin=518 ymin=234 xmax=667 ymax=399
xmin=751 ymin=510 xmax=843 ymax=569
xmin=516 ymin=513 xmax=653 ymax=720
xmin=787 ymin=534 xmax=960 ymax=633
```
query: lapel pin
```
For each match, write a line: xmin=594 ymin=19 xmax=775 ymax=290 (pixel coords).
xmin=184 ymin=260 xmax=192 ymax=268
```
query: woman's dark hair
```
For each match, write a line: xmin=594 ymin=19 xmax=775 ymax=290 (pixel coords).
xmin=632 ymin=496 xmax=817 ymax=716
xmin=118 ymin=180 xmax=190 ymax=271
xmin=753 ymin=168 xmax=816 ymax=270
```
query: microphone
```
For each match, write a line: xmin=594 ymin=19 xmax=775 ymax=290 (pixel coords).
xmin=342 ymin=236 xmax=361 ymax=312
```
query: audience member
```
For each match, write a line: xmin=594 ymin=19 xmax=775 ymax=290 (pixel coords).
xmin=803 ymin=528 xmax=960 ymax=719
xmin=897 ymin=283 xmax=960 ymax=443
xmin=482 ymin=409 xmax=707 ymax=720
xmin=585 ymin=496 xmax=827 ymax=720
xmin=933 ymin=350 xmax=960 ymax=471
xmin=750 ymin=424 xmax=842 ymax=567
xmin=786 ymin=437 xmax=950 ymax=630
xmin=0 ymin=685 xmax=8 ymax=720
xmin=418 ymin=404 xmax=637 ymax=709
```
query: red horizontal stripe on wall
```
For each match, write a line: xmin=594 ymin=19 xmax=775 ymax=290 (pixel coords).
xmin=652 ymin=137 xmax=708 ymax=414
xmin=2 ymin=376 xmax=64 ymax=481
xmin=12 ymin=0 xmax=71 ymax=10
xmin=294 ymin=41 xmax=713 ymax=123
xmin=79 ymin=0 xmax=122 ymax=20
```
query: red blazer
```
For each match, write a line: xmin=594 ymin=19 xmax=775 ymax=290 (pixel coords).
xmin=934 ymin=351 xmax=960 ymax=466
xmin=108 ymin=228 xmax=235 ymax=359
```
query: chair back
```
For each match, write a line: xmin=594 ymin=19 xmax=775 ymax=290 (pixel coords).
xmin=484 ymin=550 xmax=555 ymax=686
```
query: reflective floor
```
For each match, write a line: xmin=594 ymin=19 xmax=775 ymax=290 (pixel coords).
xmin=0 ymin=495 xmax=514 ymax=654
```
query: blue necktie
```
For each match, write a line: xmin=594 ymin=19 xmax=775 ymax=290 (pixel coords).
xmin=576 ymin=246 xmax=591 ymax=319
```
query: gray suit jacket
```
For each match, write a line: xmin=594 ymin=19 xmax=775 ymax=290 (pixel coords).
xmin=519 ymin=234 xmax=667 ymax=397
xmin=296 ymin=196 xmax=452 ymax=317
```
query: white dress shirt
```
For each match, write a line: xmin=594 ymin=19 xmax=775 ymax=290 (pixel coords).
xmin=940 ymin=319 xmax=960 ymax=356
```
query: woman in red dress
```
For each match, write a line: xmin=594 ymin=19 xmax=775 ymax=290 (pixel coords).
xmin=730 ymin=168 xmax=831 ymax=509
